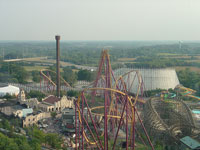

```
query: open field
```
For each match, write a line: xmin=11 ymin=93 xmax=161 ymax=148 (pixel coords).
xmin=194 ymin=56 xmax=200 ymax=59
xmin=157 ymin=53 xmax=179 ymax=56
xmin=157 ymin=54 xmax=191 ymax=59
xmin=24 ymin=58 xmax=82 ymax=67
xmin=117 ymin=57 xmax=137 ymax=62
xmin=172 ymin=66 xmax=200 ymax=73
xmin=24 ymin=66 xmax=47 ymax=71
xmin=186 ymin=60 xmax=200 ymax=63
xmin=24 ymin=66 xmax=64 ymax=72
xmin=23 ymin=57 xmax=48 ymax=61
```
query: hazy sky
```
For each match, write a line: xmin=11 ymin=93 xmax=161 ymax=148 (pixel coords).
xmin=0 ymin=0 xmax=200 ymax=41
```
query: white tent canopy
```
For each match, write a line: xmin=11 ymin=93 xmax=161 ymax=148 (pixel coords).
xmin=0 ymin=85 xmax=20 ymax=97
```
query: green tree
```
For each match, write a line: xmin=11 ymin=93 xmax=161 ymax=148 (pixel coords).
xmin=3 ymin=119 xmax=11 ymax=130
xmin=2 ymin=93 xmax=15 ymax=100
xmin=177 ymin=68 xmax=200 ymax=96
xmin=32 ymin=71 xmax=40 ymax=83
xmin=14 ymin=136 xmax=32 ymax=150
xmin=32 ymin=127 xmax=45 ymax=144
xmin=67 ymin=90 xmax=80 ymax=97
xmin=51 ymin=112 xmax=57 ymax=119
xmin=0 ymin=62 xmax=29 ymax=83
xmin=77 ymin=69 xmax=95 ymax=81
xmin=27 ymin=90 xmax=45 ymax=101
xmin=45 ymin=133 xmax=62 ymax=149
xmin=62 ymin=67 xmax=77 ymax=86
xmin=0 ymin=133 xmax=19 ymax=150
xmin=29 ymin=138 xmax=41 ymax=150
xmin=13 ymin=66 xmax=29 ymax=83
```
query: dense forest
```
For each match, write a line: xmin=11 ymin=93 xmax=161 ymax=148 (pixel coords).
xmin=0 ymin=62 xmax=29 ymax=83
xmin=1 ymin=41 xmax=200 ymax=90
xmin=0 ymin=62 xmax=94 ymax=85
xmin=177 ymin=68 xmax=200 ymax=96
xmin=1 ymin=41 xmax=200 ymax=67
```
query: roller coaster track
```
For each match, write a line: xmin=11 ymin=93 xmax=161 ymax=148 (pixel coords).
xmin=40 ymin=69 xmax=71 ymax=88
xmin=74 ymin=50 xmax=155 ymax=150
xmin=114 ymin=70 xmax=146 ymax=104
xmin=75 ymin=87 xmax=155 ymax=150
xmin=144 ymin=97 xmax=198 ymax=143
xmin=144 ymin=98 xmax=174 ymax=139
xmin=179 ymin=99 xmax=197 ymax=127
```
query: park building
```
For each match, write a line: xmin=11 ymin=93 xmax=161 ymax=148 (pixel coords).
xmin=18 ymin=90 xmax=40 ymax=109
xmin=61 ymin=108 xmax=76 ymax=133
xmin=18 ymin=90 xmax=74 ymax=112
xmin=0 ymin=83 xmax=20 ymax=97
xmin=22 ymin=111 xmax=51 ymax=128
xmin=114 ymin=68 xmax=180 ymax=93
xmin=38 ymin=95 xmax=74 ymax=112
xmin=180 ymin=136 xmax=200 ymax=150
xmin=0 ymin=89 xmax=75 ymax=128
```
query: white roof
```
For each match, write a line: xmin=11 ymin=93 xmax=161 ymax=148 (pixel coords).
xmin=114 ymin=68 xmax=180 ymax=92
xmin=0 ymin=85 xmax=20 ymax=95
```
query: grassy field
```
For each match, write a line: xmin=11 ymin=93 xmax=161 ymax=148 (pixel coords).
xmin=24 ymin=66 xmax=47 ymax=71
xmin=173 ymin=66 xmax=200 ymax=72
xmin=117 ymin=57 xmax=137 ymax=62
xmin=23 ymin=57 xmax=48 ymax=61
xmin=24 ymin=58 xmax=76 ymax=66
xmin=24 ymin=65 xmax=66 ymax=72
xmin=157 ymin=53 xmax=179 ymax=56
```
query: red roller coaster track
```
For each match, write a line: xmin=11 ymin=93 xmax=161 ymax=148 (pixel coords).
xmin=74 ymin=50 xmax=154 ymax=150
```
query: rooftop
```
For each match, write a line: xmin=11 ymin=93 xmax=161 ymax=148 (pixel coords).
xmin=22 ymin=108 xmax=33 ymax=117
xmin=43 ymin=95 xmax=60 ymax=104
xmin=192 ymin=110 xmax=200 ymax=114
xmin=180 ymin=136 xmax=200 ymax=149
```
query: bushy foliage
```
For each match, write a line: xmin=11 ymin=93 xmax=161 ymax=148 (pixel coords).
xmin=177 ymin=68 xmax=200 ymax=96
xmin=62 ymin=67 xmax=77 ymax=86
xmin=0 ymin=62 xmax=29 ymax=83
xmin=67 ymin=90 xmax=80 ymax=97
xmin=77 ymin=69 xmax=95 ymax=81
xmin=26 ymin=90 xmax=45 ymax=101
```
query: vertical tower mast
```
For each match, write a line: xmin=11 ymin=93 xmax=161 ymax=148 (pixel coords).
xmin=55 ymin=35 xmax=61 ymax=98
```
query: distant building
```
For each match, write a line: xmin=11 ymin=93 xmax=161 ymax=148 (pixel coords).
xmin=114 ymin=68 xmax=180 ymax=93
xmin=5 ymin=89 xmax=75 ymax=128
xmin=18 ymin=90 xmax=74 ymax=111
xmin=22 ymin=111 xmax=51 ymax=127
xmin=14 ymin=108 xmax=33 ymax=118
xmin=18 ymin=89 xmax=25 ymax=101
xmin=18 ymin=90 xmax=39 ymax=109
xmin=180 ymin=136 xmax=200 ymax=150
xmin=0 ymin=84 xmax=20 ymax=97
xmin=61 ymin=108 xmax=76 ymax=133
xmin=39 ymin=95 xmax=74 ymax=112
xmin=0 ymin=105 xmax=26 ymax=116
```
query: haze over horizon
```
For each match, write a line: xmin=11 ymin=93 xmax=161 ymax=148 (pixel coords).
xmin=1 ymin=0 xmax=200 ymax=41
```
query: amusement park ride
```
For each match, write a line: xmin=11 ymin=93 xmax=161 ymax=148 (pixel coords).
xmin=39 ymin=49 xmax=154 ymax=149
xmin=40 ymin=69 xmax=71 ymax=93
xmin=74 ymin=50 xmax=155 ymax=150
xmin=39 ymin=48 xmax=200 ymax=149
xmin=38 ymin=36 xmax=199 ymax=149
xmin=177 ymin=85 xmax=200 ymax=101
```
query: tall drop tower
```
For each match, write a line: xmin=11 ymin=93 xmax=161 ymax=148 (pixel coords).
xmin=55 ymin=35 xmax=61 ymax=98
